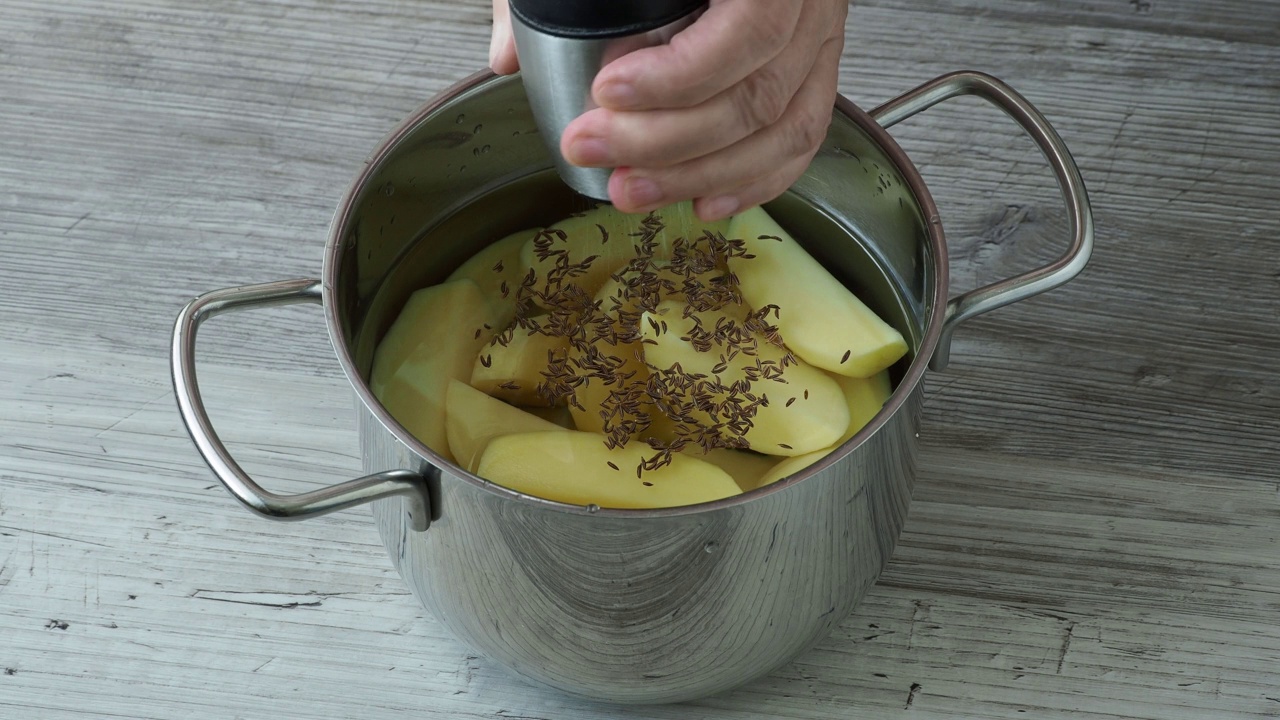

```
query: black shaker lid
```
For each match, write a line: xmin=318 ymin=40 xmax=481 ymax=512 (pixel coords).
xmin=509 ymin=0 xmax=705 ymax=39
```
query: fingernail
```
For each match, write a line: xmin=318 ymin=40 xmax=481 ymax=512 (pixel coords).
xmin=625 ymin=177 xmax=663 ymax=208
xmin=566 ymin=138 xmax=613 ymax=167
xmin=702 ymin=196 xmax=740 ymax=220
xmin=596 ymin=81 xmax=638 ymax=109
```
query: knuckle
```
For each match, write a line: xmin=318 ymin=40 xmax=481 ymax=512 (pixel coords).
xmin=742 ymin=19 xmax=788 ymax=58
xmin=742 ymin=11 xmax=794 ymax=56
xmin=734 ymin=69 xmax=793 ymax=131
xmin=784 ymin=105 xmax=830 ymax=157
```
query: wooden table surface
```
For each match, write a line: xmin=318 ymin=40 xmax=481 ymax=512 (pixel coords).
xmin=3 ymin=1 xmax=1278 ymax=717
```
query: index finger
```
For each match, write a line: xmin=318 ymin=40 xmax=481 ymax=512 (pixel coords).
xmin=591 ymin=0 xmax=803 ymax=111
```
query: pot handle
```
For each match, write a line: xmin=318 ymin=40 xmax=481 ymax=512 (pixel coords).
xmin=870 ymin=71 xmax=1094 ymax=371
xmin=171 ymin=278 xmax=431 ymax=531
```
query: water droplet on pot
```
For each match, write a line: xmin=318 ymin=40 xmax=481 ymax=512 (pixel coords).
xmin=380 ymin=182 xmax=394 ymax=196
xmin=585 ymin=504 xmax=600 ymax=513
xmin=473 ymin=124 xmax=483 ymax=134
xmin=704 ymin=541 xmax=718 ymax=554
xmin=455 ymin=113 xmax=466 ymax=124
xmin=914 ymin=433 xmax=920 ymax=439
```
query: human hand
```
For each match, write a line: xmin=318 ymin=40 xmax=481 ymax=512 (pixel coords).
xmin=489 ymin=0 xmax=847 ymax=221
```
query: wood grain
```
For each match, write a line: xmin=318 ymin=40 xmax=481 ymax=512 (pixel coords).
xmin=2 ymin=0 xmax=1279 ymax=717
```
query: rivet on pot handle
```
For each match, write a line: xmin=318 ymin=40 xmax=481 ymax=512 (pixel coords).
xmin=870 ymin=71 xmax=1095 ymax=371
xmin=171 ymin=278 xmax=431 ymax=531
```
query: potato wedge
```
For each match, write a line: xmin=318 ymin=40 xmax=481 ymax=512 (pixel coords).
xmin=750 ymin=371 xmax=894 ymax=490
xmin=567 ymin=340 xmax=650 ymax=435
xmin=834 ymin=370 xmax=893 ymax=445
xmin=640 ymin=302 xmax=849 ymax=456
xmin=373 ymin=280 xmax=502 ymax=462
xmin=371 ymin=288 xmax=441 ymax=398
xmin=471 ymin=329 xmax=569 ymax=406
xmin=727 ymin=206 xmax=907 ymax=378
xmin=569 ymin=262 xmax=691 ymax=436
xmin=748 ymin=371 xmax=894 ymax=491
xmin=476 ymin=430 xmax=741 ymax=508
xmin=446 ymin=228 xmax=536 ymax=326
xmin=445 ymin=380 xmax=567 ymax=473
xmin=521 ymin=201 xmax=728 ymax=303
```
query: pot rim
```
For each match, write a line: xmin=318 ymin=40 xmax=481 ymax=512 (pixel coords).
xmin=322 ymin=70 xmax=946 ymax=518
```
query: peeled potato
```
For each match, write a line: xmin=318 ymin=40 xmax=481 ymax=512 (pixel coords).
xmin=594 ymin=258 xmax=736 ymax=336
xmin=521 ymin=201 xmax=728 ymax=303
xmin=446 ymin=228 xmax=536 ymax=326
xmin=834 ymin=370 xmax=893 ymax=445
xmin=727 ymin=206 xmax=907 ymax=378
xmin=374 ymin=280 xmax=502 ymax=462
xmin=640 ymin=301 xmax=850 ymax=456
xmin=748 ymin=371 xmax=895 ymax=491
xmin=567 ymin=340 xmax=650 ymax=435
xmin=476 ymin=430 xmax=741 ymax=509
xmin=445 ymin=380 xmax=567 ymax=473
xmin=594 ymin=261 xmax=683 ymax=335
xmin=566 ymin=265 xmax=677 ymax=436
xmin=470 ymin=329 xmax=569 ymax=406
xmin=370 ymin=289 xmax=439 ymax=398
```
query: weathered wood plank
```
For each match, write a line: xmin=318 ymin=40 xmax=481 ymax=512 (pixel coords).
xmin=2 ymin=0 xmax=1279 ymax=717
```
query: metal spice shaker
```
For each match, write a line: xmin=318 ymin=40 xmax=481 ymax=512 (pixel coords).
xmin=509 ymin=0 xmax=705 ymax=200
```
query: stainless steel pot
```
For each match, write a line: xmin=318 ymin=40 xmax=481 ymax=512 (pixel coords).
xmin=171 ymin=70 xmax=1092 ymax=704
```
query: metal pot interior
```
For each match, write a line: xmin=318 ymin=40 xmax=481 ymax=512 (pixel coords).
xmin=326 ymin=71 xmax=939 ymax=475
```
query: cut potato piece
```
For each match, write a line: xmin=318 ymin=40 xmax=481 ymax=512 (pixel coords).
xmin=371 ymin=289 xmax=442 ymax=398
xmin=520 ymin=203 xmax=640 ymax=303
xmin=756 ymin=449 xmax=832 ymax=490
xmin=699 ymin=449 xmax=779 ymax=493
xmin=470 ymin=329 xmax=569 ymax=406
xmin=445 ymin=380 xmax=568 ymax=473
xmin=594 ymin=259 xmax=733 ymax=337
xmin=578 ymin=259 xmax=735 ymax=440
xmin=751 ymin=371 xmax=892 ymax=489
xmin=567 ymin=340 xmax=650 ymax=434
xmin=594 ymin=262 xmax=682 ymax=336
xmin=727 ymin=206 xmax=907 ymax=378
xmin=565 ymin=262 xmax=680 ymax=436
xmin=521 ymin=201 xmax=728 ymax=304
xmin=374 ymin=280 xmax=502 ymax=462
xmin=477 ymin=430 xmax=741 ymax=509
xmin=641 ymin=301 xmax=849 ymax=456
xmin=745 ymin=372 xmax=894 ymax=490
xmin=834 ymin=370 xmax=893 ymax=445
xmin=446 ymin=229 xmax=536 ymax=326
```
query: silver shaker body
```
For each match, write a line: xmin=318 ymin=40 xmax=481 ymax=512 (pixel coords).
xmin=511 ymin=10 xmax=701 ymax=200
